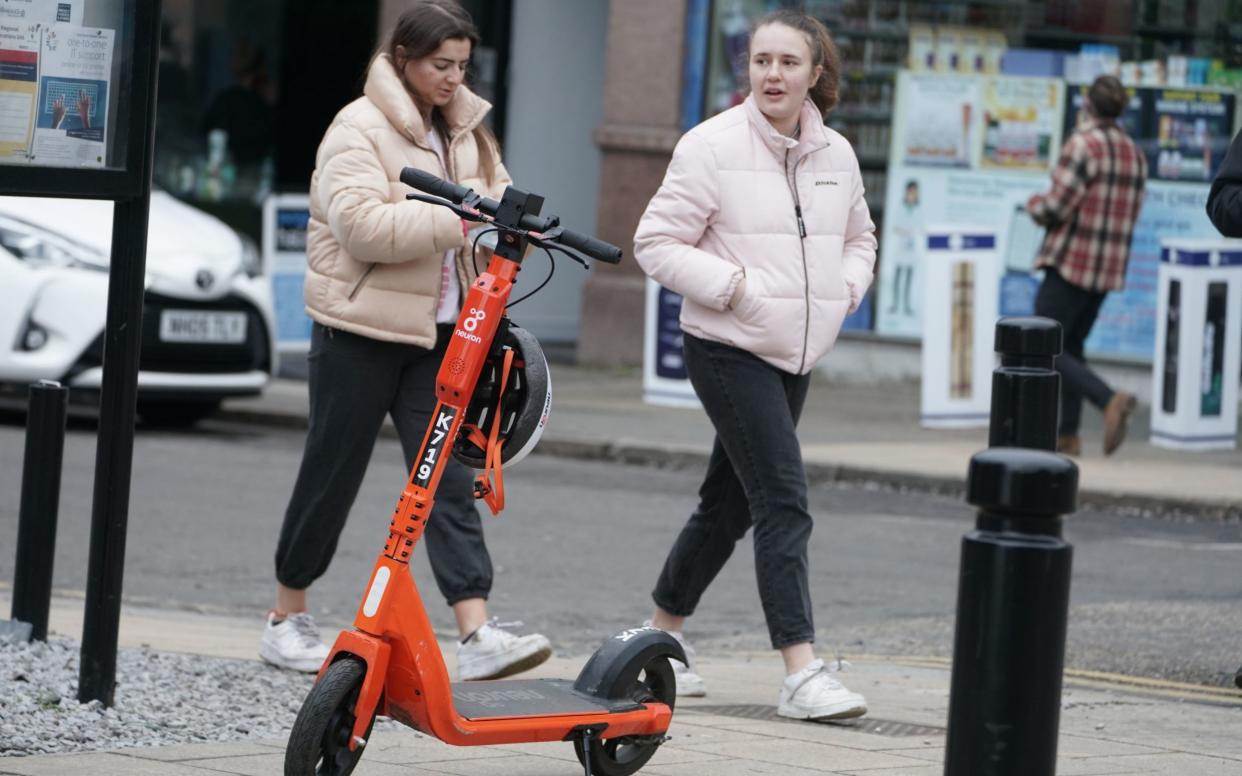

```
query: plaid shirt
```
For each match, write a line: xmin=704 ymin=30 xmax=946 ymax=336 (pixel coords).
xmin=1029 ymin=118 xmax=1147 ymax=292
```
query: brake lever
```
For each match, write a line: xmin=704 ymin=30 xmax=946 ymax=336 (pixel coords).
xmin=405 ymin=192 xmax=490 ymax=223
xmin=528 ymin=230 xmax=592 ymax=270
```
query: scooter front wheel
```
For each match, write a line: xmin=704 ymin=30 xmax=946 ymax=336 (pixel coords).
xmin=285 ymin=657 xmax=374 ymax=776
xmin=573 ymin=654 xmax=675 ymax=776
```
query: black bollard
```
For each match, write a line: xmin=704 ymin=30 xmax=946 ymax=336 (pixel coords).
xmin=944 ymin=447 xmax=1078 ymax=776
xmin=989 ymin=317 xmax=1062 ymax=451
xmin=11 ymin=380 xmax=69 ymax=642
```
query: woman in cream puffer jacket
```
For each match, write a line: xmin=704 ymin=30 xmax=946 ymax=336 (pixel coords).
xmin=634 ymin=10 xmax=877 ymax=721
xmin=303 ymin=51 xmax=510 ymax=346
xmin=266 ymin=1 xmax=552 ymax=683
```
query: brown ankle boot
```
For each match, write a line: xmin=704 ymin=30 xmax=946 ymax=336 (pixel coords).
xmin=1102 ymin=391 xmax=1137 ymax=456
xmin=1056 ymin=434 xmax=1081 ymax=456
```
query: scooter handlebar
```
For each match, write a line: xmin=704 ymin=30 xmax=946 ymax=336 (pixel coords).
xmin=400 ymin=167 xmax=622 ymax=264
xmin=400 ymin=168 xmax=472 ymax=205
xmin=557 ymin=228 xmax=623 ymax=265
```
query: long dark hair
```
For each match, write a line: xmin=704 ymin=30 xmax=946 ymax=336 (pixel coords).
xmin=748 ymin=9 xmax=841 ymax=114
xmin=387 ymin=0 xmax=498 ymax=183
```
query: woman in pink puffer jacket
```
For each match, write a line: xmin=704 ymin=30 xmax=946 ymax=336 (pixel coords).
xmin=634 ymin=9 xmax=877 ymax=721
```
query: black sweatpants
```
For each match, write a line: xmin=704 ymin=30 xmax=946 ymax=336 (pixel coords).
xmin=274 ymin=323 xmax=491 ymax=604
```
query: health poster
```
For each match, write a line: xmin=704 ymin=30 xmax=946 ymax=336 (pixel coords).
xmin=980 ymin=76 xmax=1064 ymax=171
xmin=899 ymin=73 xmax=981 ymax=169
xmin=29 ymin=23 xmax=112 ymax=168
xmin=875 ymin=166 xmax=1046 ymax=337
xmin=0 ymin=22 xmax=38 ymax=164
xmin=1062 ymin=85 xmax=1235 ymax=184
xmin=0 ymin=0 xmax=83 ymax=25
xmin=1147 ymin=89 xmax=1234 ymax=183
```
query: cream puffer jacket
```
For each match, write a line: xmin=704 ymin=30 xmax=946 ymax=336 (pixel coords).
xmin=634 ymin=96 xmax=877 ymax=375
xmin=304 ymin=54 xmax=511 ymax=346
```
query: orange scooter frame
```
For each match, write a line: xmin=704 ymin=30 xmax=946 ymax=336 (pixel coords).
xmin=285 ymin=174 xmax=684 ymax=776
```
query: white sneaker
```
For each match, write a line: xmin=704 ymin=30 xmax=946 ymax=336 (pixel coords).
xmin=777 ymin=658 xmax=867 ymax=721
xmin=260 ymin=611 xmax=330 ymax=673
xmin=456 ymin=618 xmax=552 ymax=681
xmin=644 ymin=620 xmax=706 ymax=697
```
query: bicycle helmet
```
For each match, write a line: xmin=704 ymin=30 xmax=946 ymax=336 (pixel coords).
xmin=452 ymin=324 xmax=551 ymax=469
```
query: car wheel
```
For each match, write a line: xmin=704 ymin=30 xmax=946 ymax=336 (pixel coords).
xmin=136 ymin=399 xmax=221 ymax=428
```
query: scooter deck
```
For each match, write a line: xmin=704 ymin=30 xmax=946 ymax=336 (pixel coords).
xmin=451 ymin=679 xmax=643 ymax=720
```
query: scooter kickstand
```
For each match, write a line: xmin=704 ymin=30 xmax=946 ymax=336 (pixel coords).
xmin=579 ymin=727 xmax=598 ymax=776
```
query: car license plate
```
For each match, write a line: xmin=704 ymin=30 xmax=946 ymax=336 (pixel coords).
xmin=159 ymin=310 xmax=247 ymax=344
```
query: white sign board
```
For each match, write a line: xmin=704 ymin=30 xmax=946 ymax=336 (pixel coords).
xmin=920 ymin=227 xmax=1000 ymax=428
xmin=262 ymin=193 xmax=313 ymax=352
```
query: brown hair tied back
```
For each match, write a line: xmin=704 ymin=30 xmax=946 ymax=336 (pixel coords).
xmin=387 ymin=0 xmax=497 ymax=184
xmin=748 ymin=9 xmax=841 ymax=114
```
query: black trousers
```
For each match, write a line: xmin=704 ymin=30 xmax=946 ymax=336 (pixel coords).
xmin=1034 ymin=268 xmax=1115 ymax=435
xmin=652 ymin=333 xmax=815 ymax=649
xmin=274 ymin=323 xmax=491 ymax=604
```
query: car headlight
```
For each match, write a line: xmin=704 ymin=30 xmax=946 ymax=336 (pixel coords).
xmin=239 ymin=233 xmax=262 ymax=278
xmin=0 ymin=216 xmax=108 ymax=271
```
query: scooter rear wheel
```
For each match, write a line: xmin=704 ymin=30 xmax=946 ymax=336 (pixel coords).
xmin=573 ymin=655 xmax=675 ymax=776
xmin=285 ymin=658 xmax=374 ymax=776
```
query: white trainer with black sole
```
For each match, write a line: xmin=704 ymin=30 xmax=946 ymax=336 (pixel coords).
xmin=456 ymin=619 xmax=552 ymax=681
xmin=260 ymin=611 xmax=330 ymax=673
xmin=777 ymin=658 xmax=868 ymax=721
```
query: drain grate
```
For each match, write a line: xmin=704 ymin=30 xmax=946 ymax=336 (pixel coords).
xmin=680 ymin=704 xmax=945 ymax=738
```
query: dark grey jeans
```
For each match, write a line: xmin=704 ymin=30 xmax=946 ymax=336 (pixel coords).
xmin=652 ymin=333 xmax=815 ymax=649
xmin=274 ymin=323 xmax=491 ymax=604
xmin=1034 ymin=268 xmax=1115 ymax=435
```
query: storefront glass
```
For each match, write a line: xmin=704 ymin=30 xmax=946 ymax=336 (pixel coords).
xmin=154 ymin=0 xmax=284 ymax=214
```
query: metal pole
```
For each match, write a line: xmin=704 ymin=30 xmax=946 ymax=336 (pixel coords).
xmin=78 ymin=1 xmax=162 ymax=706
xmin=944 ymin=448 xmax=1078 ymax=776
xmin=988 ymin=316 xmax=1063 ymax=451
xmin=10 ymin=380 xmax=69 ymax=642
xmin=77 ymin=193 xmax=151 ymax=706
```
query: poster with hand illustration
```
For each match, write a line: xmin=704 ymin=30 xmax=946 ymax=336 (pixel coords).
xmin=30 ymin=23 xmax=112 ymax=168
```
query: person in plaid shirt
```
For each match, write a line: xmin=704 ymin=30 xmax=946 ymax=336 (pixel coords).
xmin=1026 ymin=75 xmax=1147 ymax=457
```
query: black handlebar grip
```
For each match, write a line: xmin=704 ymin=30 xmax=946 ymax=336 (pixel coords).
xmin=558 ymin=228 xmax=623 ymax=264
xmin=400 ymin=168 xmax=471 ymax=204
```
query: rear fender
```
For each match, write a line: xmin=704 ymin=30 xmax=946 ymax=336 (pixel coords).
xmin=573 ymin=626 xmax=686 ymax=700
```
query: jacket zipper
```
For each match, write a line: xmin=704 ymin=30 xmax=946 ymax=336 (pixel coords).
xmin=348 ymin=263 xmax=376 ymax=301
xmin=785 ymin=146 xmax=817 ymax=374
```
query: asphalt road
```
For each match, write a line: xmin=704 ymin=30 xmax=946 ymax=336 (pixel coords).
xmin=1 ymin=414 xmax=1240 ymax=687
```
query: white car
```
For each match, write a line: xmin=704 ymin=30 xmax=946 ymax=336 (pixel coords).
xmin=0 ymin=191 xmax=277 ymax=426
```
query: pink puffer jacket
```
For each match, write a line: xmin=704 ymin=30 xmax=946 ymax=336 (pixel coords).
xmin=634 ymin=96 xmax=877 ymax=375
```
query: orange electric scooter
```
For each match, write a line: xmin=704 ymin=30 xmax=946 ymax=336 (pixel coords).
xmin=284 ymin=169 xmax=685 ymax=776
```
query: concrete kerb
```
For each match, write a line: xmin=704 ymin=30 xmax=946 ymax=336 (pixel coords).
xmin=213 ymin=406 xmax=1242 ymax=521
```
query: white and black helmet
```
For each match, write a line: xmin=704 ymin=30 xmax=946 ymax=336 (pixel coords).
xmin=452 ymin=324 xmax=551 ymax=469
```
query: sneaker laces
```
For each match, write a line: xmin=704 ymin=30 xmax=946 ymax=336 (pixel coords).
xmin=485 ymin=617 xmax=524 ymax=631
xmin=789 ymin=660 xmax=846 ymax=696
xmin=287 ymin=612 xmax=322 ymax=648
xmin=467 ymin=617 xmax=525 ymax=646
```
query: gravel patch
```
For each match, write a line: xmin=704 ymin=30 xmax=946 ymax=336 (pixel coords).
xmin=0 ymin=637 xmax=390 ymax=758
